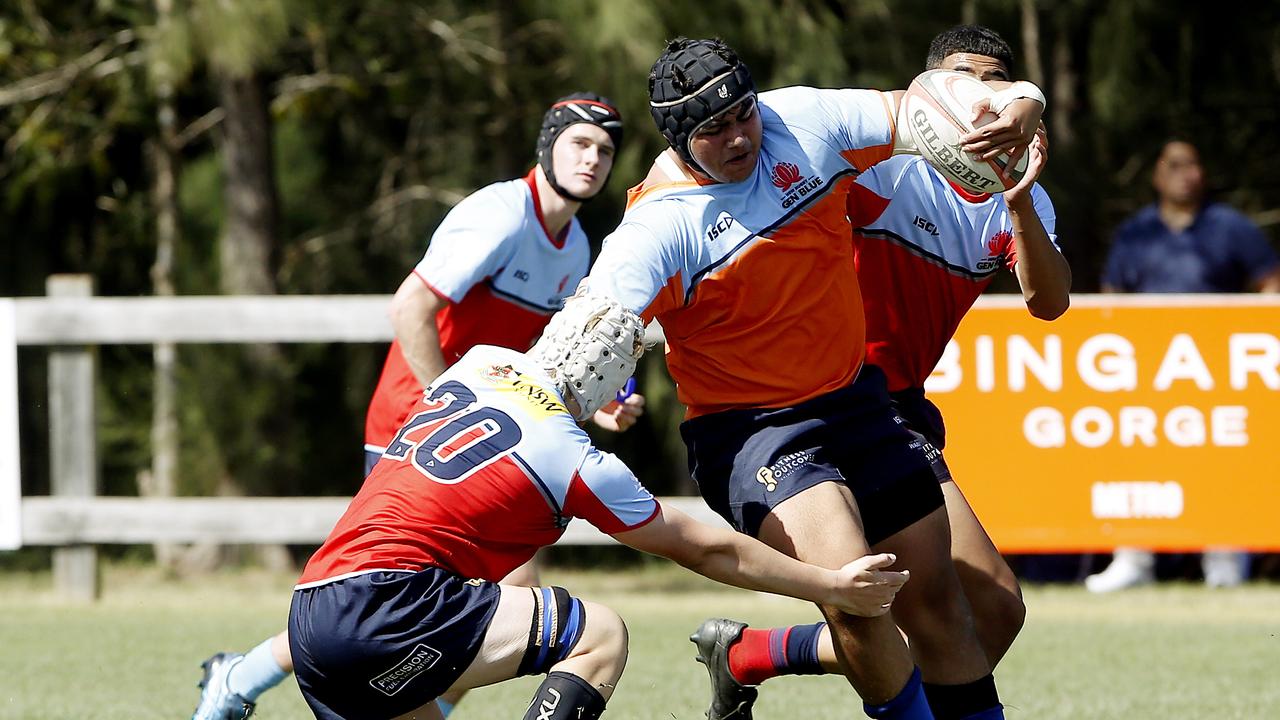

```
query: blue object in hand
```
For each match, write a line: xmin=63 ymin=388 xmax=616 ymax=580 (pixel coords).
xmin=616 ymin=377 xmax=637 ymax=403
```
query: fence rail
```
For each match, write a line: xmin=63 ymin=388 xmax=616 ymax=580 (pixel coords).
xmin=2 ymin=278 xmax=689 ymax=601
xmin=19 ymin=496 xmax=723 ymax=546
xmin=7 ymin=280 xmax=1277 ymax=599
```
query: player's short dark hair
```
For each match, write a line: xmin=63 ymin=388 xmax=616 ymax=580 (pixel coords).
xmin=925 ymin=24 xmax=1014 ymax=76
xmin=649 ymin=37 xmax=742 ymax=97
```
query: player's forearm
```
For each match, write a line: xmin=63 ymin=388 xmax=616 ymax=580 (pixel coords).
xmin=388 ymin=278 xmax=449 ymax=386
xmin=396 ymin=320 xmax=448 ymax=387
xmin=1009 ymin=200 xmax=1070 ymax=320
xmin=680 ymin=523 xmax=842 ymax=606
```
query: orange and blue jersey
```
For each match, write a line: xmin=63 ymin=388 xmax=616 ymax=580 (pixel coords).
xmin=586 ymin=86 xmax=900 ymax=418
xmin=851 ymin=156 xmax=1058 ymax=391
xmin=364 ymin=172 xmax=589 ymax=454
xmin=302 ymin=346 xmax=659 ymax=587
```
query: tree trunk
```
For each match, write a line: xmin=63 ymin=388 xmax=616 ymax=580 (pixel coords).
xmin=217 ymin=72 xmax=279 ymax=297
xmin=1020 ymin=0 xmax=1045 ymax=89
xmin=147 ymin=0 xmax=180 ymax=571
xmin=214 ymin=69 xmax=293 ymax=572
xmin=1050 ymin=7 xmax=1077 ymax=148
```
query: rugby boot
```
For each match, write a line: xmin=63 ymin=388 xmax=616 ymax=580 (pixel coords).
xmin=191 ymin=652 xmax=256 ymax=720
xmin=690 ymin=617 xmax=758 ymax=720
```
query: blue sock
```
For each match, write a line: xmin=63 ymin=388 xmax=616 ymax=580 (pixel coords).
xmin=226 ymin=638 xmax=290 ymax=701
xmin=436 ymin=698 xmax=456 ymax=717
xmin=780 ymin=622 xmax=826 ymax=675
xmin=865 ymin=667 xmax=934 ymax=720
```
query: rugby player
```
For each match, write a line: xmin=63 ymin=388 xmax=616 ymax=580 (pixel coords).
xmin=687 ymin=26 xmax=1071 ymax=720
xmin=286 ymin=293 xmax=910 ymax=720
xmin=192 ymin=93 xmax=643 ymax=720
xmin=584 ymin=37 xmax=1044 ymax=720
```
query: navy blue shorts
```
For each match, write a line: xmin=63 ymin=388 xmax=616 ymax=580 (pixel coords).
xmin=889 ymin=388 xmax=952 ymax=483
xmin=288 ymin=568 xmax=500 ymax=720
xmin=679 ymin=364 xmax=943 ymax=545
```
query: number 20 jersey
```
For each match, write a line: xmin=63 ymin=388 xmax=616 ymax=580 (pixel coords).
xmin=299 ymin=346 xmax=658 ymax=587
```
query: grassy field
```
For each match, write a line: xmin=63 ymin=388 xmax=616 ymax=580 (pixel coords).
xmin=1 ymin=562 xmax=1277 ymax=719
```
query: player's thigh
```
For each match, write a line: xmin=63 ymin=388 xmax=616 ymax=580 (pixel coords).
xmin=943 ymin=480 xmax=1020 ymax=599
xmin=871 ymin=504 xmax=979 ymax=654
xmin=449 ymin=583 xmax=536 ymax=691
xmin=391 ymin=699 xmax=445 ymax=720
xmin=757 ymin=480 xmax=871 ymax=564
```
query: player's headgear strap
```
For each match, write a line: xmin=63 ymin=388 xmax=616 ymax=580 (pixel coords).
xmin=529 ymin=292 xmax=645 ymax=422
xmin=536 ymin=92 xmax=624 ymax=202
xmin=649 ymin=39 xmax=755 ymax=174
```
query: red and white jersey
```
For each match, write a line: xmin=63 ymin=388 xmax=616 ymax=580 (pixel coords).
xmin=364 ymin=172 xmax=590 ymax=453
xmin=852 ymin=155 xmax=1058 ymax=391
xmin=587 ymin=86 xmax=899 ymax=418
xmin=302 ymin=346 xmax=659 ymax=587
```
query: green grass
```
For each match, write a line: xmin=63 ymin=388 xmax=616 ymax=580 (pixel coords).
xmin=1 ymin=563 xmax=1278 ymax=719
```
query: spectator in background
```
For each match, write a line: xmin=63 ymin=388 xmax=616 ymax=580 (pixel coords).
xmin=1089 ymin=138 xmax=1280 ymax=593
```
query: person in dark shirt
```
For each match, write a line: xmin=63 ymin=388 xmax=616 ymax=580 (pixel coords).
xmin=1102 ymin=139 xmax=1280 ymax=294
xmin=1089 ymin=138 xmax=1280 ymax=593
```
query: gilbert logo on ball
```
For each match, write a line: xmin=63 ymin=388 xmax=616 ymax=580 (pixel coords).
xmin=903 ymin=69 xmax=1028 ymax=194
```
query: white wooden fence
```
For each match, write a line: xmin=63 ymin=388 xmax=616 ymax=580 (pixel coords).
xmin=1 ymin=275 xmax=717 ymax=601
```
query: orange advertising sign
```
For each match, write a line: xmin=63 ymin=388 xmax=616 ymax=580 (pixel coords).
xmin=927 ymin=295 xmax=1280 ymax=552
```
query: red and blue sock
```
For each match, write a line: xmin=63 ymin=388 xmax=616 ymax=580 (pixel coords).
xmin=727 ymin=622 xmax=826 ymax=685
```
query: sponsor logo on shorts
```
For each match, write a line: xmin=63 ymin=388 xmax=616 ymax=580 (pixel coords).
xmin=907 ymin=435 xmax=943 ymax=465
xmin=756 ymin=450 xmax=814 ymax=492
xmin=369 ymin=643 xmax=442 ymax=697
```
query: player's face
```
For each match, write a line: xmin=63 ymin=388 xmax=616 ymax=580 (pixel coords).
xmin=552 ymin=124 xmax=616 ymax=199
xmin=689 ymin=94 xmax=762 ymax=184
xmin=1153 ymin=141 xmax=1204 ymax=205
xmin=938 ymin=53 xmax=1011 ymax=82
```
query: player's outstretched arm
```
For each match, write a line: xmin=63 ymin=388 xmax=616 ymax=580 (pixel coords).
xmin=1005 ymin=130 xmax=1071 ymax=320
xmin=613 ymin=503 xmax=908 ymax=617
xmin=388 ymin=273 xmax=450 ymax=387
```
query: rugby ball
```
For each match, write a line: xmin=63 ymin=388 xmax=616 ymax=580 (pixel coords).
xmin=902 ymin=69 xmax=1028 ymax=194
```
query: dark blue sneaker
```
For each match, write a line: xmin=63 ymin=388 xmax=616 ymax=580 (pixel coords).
xmin=191 ymin=653 xmax=255 ymax=720
xmin=690 ymin=618 xmax=758 ymax=720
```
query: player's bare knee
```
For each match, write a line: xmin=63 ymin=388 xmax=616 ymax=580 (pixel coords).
xmin=572 ymin=601 xmax=628 ymax=672
xmin=515 ymin=588 xmax=626 ymax=689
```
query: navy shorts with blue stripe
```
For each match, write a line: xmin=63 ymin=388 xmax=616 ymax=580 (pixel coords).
xmin=679 ymin=364 xmax=943 ymax=544
xmin=889 ymin=387 xmax=952 ymax=483
xmin=288 ymin=568 xmax=500 ymax=720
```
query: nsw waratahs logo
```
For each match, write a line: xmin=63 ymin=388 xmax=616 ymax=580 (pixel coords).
xmin=987 ymin=230 xmax=1012 ymax=257
xmin=770 ymin=162 xmax=803 ymax=192
xmin=977 ymin=230 xmax=1013 ymax=272
xmin=772 ymin=162 xmax=824 ymax=208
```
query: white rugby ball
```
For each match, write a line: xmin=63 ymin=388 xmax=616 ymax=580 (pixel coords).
xmin=902 ymin=69 xmax=1028 ymax=194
